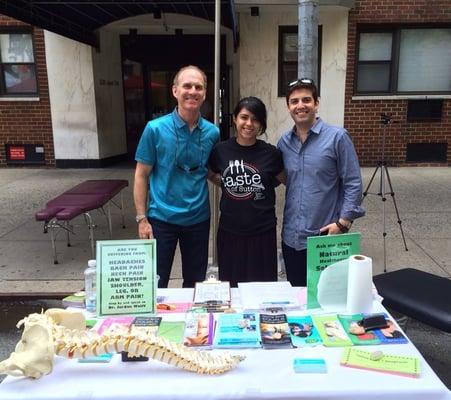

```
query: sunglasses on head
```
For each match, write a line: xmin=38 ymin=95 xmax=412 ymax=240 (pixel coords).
xmin=288 ymin=78 xmax=315 ymax=88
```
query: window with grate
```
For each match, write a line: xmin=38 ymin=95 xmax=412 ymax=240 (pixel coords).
xmin=0 ymin=31 xmax=38 ymax=96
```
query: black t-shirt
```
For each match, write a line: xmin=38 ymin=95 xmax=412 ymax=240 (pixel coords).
xmin=209 ymin=137 xmax=284 ymax=235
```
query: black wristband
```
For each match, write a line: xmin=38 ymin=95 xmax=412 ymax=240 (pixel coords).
xmin=335 ymin=220 xmax=349 ymax=233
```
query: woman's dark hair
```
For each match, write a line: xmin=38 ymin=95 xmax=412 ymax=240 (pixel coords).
xmin=233 ymin=96 xmax=267 ymax=134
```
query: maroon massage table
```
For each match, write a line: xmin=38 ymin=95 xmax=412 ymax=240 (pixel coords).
xmin=35 ymin=179 xmax=128 ymax=263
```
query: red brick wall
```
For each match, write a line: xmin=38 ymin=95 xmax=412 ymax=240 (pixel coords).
xmin=344 ymin=0 xmax=451 ymax=166
xmin=0 ymin=15 xmax=54 ymax=167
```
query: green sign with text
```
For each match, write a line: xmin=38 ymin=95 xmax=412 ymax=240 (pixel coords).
xmin=96 ymin=239 xmax=157 ymax=316
xmin=306 ymin=232 xmax=361 ymax=309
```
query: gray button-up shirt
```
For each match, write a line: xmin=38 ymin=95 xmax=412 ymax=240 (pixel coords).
xmin=277 ymin=118 xmax=365 ymax=250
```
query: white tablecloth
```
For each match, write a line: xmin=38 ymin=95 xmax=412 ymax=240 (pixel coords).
xmin=0 ymin=288 xmax=450 ymax=400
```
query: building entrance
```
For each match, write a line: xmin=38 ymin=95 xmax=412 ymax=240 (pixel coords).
xmin=121 ymin=34 xmax=228 ymax=159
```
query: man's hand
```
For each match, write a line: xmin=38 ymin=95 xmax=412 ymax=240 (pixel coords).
xmin=320 ymin=222 xmax=341 ymax=235
xmin=320 ymin=218 xmax=352 ymax=235
xmin=138 ymin=219 xmax=153 ymax=239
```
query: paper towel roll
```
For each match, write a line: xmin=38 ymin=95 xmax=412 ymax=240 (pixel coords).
xmin=346 ymin=255 xmax=373 ymax=314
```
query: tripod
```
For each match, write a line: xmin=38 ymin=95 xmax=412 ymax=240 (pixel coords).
xmin=362 ymin=114 xmax=408 ymax=273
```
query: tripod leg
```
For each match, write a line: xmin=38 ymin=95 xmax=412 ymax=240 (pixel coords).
xmin=363 ymin=164 xmax=380 ymax=198
xmin=383 ymin=166 xmax=408 ymax=251
xmin=381 ymin=164 xmax=387 ymax=273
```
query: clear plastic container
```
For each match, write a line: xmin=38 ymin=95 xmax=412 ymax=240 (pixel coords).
xmin=84 ymin=259 xmax=97 ymax=313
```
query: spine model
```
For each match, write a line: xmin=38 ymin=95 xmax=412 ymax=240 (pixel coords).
xmin=0 ymin=311 xmax=245 ymax=379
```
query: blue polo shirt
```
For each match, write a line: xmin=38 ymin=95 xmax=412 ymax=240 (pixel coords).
xmin=135 ymin=108 xmax=219 ymax=226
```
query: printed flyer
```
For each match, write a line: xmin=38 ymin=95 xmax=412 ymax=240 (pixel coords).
xmin=97 ymin=239 xmax=157 ymax=316
xmin=306 ymin=232 xmax=360 ymax=309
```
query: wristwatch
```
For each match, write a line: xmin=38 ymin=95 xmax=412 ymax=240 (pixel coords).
xmin=135 ymin=214 xmax=147 ymax=223
xmin=336 ymin=220 xmax=352 ymax=233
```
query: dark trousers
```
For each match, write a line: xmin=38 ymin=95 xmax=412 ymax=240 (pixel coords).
xmin=282 ymin=242 xmax=307 ymax=287
xmin=218 ymin=228 xmax=278 ymax=287
xmin=150 ymin=218 xmax=210 ymax=288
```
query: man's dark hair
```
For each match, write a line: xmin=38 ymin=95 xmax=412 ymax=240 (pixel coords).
xmin=285 ymin=78 xmax=319 ymax=105
xmin=233 ymin=96 xmax=267 ymax=134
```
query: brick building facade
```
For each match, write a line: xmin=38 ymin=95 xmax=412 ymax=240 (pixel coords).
xmin=0 ymin=15 xmax=54 ymax=167
xmin=0 ymin=1 xmax=450 ymax=168
xmin=345 ymin=0 xmax=451 ymax=166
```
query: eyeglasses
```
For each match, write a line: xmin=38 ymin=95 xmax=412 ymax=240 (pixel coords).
xmin=288 ymin=78 xmax=315 ymax=88
xmin=174 ymin=119 xmax=203 ymax=173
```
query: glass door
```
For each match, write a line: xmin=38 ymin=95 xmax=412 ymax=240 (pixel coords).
xmin=122 ymin=60 xmax=146 ymax=159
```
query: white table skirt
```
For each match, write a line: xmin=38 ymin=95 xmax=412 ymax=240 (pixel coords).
xmin=0 ymin=288 xmax=450 ymax=400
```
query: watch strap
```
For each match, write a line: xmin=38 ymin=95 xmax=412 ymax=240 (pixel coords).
xmin=135 ymin=214 xmax=147 ymax=223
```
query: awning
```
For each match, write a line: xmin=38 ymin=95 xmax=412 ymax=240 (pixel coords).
xmin=0 ymin=0 xmax=238 ymax=48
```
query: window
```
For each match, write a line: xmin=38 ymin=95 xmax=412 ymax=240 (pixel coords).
xmin=278 ymin=26 xmax=322 ymax=97
xmin=0 ymin=31 xmax=37 ymax=96
xmin=356 ymin=26 xmax=451 ymax=95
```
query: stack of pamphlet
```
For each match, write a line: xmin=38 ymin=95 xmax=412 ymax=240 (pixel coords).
xmin=183 ymin=312 xmax=215 ymax=347
xmin=259 ymin=313 xmax=293 ymax=349
xmin=213 ymin=312 xmax=261 ymax=348
xmin=238 ymin=281 xmax=301 ymax=310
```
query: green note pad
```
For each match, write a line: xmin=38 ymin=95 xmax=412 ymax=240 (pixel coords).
xmin=340 ymin=348 xmax=420 ymax=378
xmin=158 ymin=321 xmax=185 ymax=344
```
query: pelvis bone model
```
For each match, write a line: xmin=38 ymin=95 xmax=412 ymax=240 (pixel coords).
xmin=0 ymin=309 xmax=245 ymax=379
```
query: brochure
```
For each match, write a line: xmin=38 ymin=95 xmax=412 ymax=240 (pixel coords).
xmin=338 ymin=314 xmax=381 ymax=345
xmin=213 ymin=312 xmax=261 ymax=348
xmin=96 ymin=316 xmax=135 ymax=335
xmin=130 ymin=316 xmax=161 ymax=335
xmin=373 ymin=318 xmax=408 ymax=344
xmin=158 ymin=321 xmax=185 ymax=344
xmin=183 ymin=312 xmax=215 ymax=347
xmin=259 ymin=313 xmax=293 ymax=349
xmin=340 ymin=348 xmax=420 ymax=378
xmin=122 ymin=316 xmax=162 ymax=362
xmin=156 ymin=302 xmax=193 ymax=314
xmin=312 ymin=314 xmax=353 ymax=347
xmin=287 ymin=315 xmax=322 ymax=347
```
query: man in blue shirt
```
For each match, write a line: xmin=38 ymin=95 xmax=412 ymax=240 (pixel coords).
xmin=277 ymin=78 xmax=365 ymax=286
xmin=134 ymin=65 xmax=219 ymax=288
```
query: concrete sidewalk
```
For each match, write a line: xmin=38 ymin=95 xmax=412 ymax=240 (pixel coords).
xmin=0 ymin=166 xmax=450 ymax=296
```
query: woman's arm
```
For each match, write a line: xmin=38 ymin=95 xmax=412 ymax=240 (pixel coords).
xmin=208 ymin=169 xmax=222 ymax=186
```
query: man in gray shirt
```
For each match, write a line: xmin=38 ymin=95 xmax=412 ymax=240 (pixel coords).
xmin=277 ymin=78 xmax=365 ymax=286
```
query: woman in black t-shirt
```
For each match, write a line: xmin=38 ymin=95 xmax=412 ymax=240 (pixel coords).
xmin=208 ymin=97 xmax=285 ymax=286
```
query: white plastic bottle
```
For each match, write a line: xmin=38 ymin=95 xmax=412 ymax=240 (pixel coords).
xmin=84 ymin=259 xmax=97 ymax=313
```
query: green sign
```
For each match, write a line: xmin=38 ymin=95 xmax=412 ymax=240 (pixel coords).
xmin=306 ymin=232 xmax=360 ymax=309
xmin=96 ymin=239 xmax=157 ymax=316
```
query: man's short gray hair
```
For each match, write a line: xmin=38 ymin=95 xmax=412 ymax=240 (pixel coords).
xmin=173 ymin=65 xmax=207 ymax=89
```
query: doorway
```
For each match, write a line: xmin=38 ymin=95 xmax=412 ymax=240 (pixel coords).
xmin=121 ymin=34 xmax=229 ymax=159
